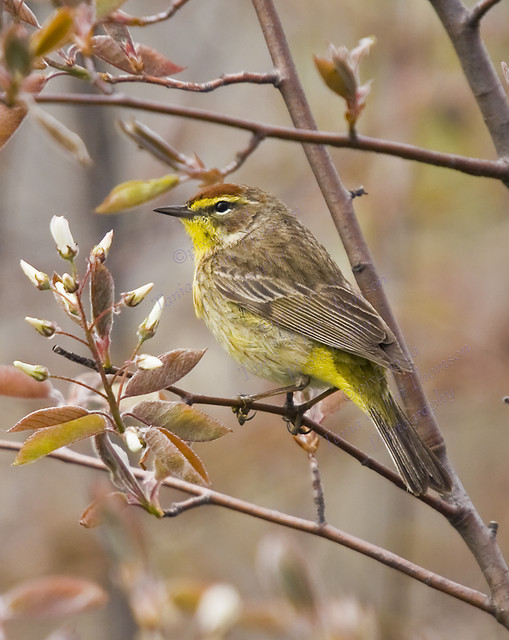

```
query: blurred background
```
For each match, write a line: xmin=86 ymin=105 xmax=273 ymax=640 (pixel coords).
xmin=2 ymin=0 xmax=509 ymax=638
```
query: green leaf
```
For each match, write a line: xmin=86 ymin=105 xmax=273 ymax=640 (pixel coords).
xmin=30 ymin=8 xmax=74 ymax=58
xmin=13 ymin=414 xmax=108 ymax=465
xmin=124 ymin=349 xmax=206 ymax=398
xmin=95 ymin=174 xmax=179 ymax=214
xmin=131 ymin=400 xmax=231 ymax=442
xmin=144 ymin=426 xmax=209 ymax=485
xmin=8 ymin=405 xmax=89 ymax=432
xmin=95 ymin=0 xmax=128 ymax=20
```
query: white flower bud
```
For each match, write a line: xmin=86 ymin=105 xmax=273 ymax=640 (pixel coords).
xmin=25 ymin=316 xmax=57 ymax=338
xmin=125 ymin=427 xmax=144 ymax=452
xmin=91 ymin=230 xmax=113 ymax=262
xmin=20 ymin=260 xmax=50 ymax=290
xmin=137 ymin=296 xmax=164 ymax=342
xmin=135 ymin=354 xmax=164 ymax=370
xmin=196 ymin=584 xmax=241 ymax=636
xmin=50 ymin=215 xmax=78 ymax=260
xmin=121 ymin=283 xmax=154 ymax=307
xmin=13 ymin=360 xmax=50 ymax=382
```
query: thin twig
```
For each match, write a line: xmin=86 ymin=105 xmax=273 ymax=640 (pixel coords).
xmin=309 ymin=453 xmax=326 ymax=526
xmin=0 ymin=439 xmax=494 ymax=615
xmin=26 ymin=94 xmax=509 ymax=182
xmin=102 ymin=70 xmax=280 ymax=92
xmin=104 ymin=0 xmax=192 ymax=27
xmin=221 ymin=133 xmax=265 ymax=177
xmin=468 ymin=0 xmax=503 ymax=26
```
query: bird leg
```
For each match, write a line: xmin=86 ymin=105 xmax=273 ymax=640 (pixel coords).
xmin=233 ymin=377 xmax=310 ymax=426
xmin=285 ymin=386 xmax=338 ymax=435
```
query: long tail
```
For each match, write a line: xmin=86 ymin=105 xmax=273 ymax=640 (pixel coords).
xmin=368 ymin=392 xmax=452 ymax=495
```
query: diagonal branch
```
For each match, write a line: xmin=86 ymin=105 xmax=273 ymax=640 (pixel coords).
xmin=0 ymin=439 xmax=494 ymax=615
xmin=429 ymin=0 xmax=509 ymax=159
xmin=251 ymin=0 xmax=509 ymax=629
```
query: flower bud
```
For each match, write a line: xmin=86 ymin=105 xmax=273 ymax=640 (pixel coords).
xmin=13 ymin=360 xmax=49 ymax=382
xmin=135 ymin=354 xmax=163 ymax=370
xmin=121 ymin=283 xmax=154 ymax=307
xmin=124 ymin=427 xmax=144 ymax=452
xmin=25 ymin=316 xmax=57 ymax=338
xmin=61 ymin=272 xmax=78 ymax=293
xmin=54 ymin=280 xmax=79 ymax=316
xmin=91 ymin=230 xmax=113 ymax=263
xmin=50 ymin=215 xmax=78 ymax=260
xmin=137 ymin=296 xmax=164 ymax=343
xmin=20 ymin=260 xmax=50 ymax=290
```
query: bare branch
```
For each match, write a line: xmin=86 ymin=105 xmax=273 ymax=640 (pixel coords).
xmin=105 ymin=0 xmax=192 ymax=27
xmin=26 ymin=93 xmax=509 ymax=182
xmin=0 ymin=438 xmax=494 ymax=615
xmin=102 ymin=70 xmax=280 ymax=92
xmin=429 ymin=0 xmax=509 ymax=159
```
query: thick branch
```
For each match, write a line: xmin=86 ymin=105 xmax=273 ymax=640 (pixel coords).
xmin=0 ymin=439 xmax=494 ymax=615
xmin=29 ymin=94 xmax=509 ymax=182
xmin=429 ymin=0 xmax=509 ymax=159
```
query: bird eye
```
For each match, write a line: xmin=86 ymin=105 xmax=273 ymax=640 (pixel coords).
xmin=214 ymin=201 xmax=231 ymax=214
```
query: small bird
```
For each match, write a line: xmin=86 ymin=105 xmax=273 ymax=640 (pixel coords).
xmin=155 ymin=184 xmax=452 ymax=495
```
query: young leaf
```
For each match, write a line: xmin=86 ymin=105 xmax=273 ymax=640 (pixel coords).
xmin=79 ymin=491 xmax=128 ymax=528
xmin=144 ymin=426 xmax=209 ymax=485
xmin=124 ymin=349 xmax=206 ymax=398
xmin=3 ymin=576 xmax=107 ymax=620
xmin=30 ymin=8 xmax=74 ymax=58
xmin=0 ymin=365 xmax=53 ymax=399
xmin=103 ymin=22 xmax=142 ymax=73
xmin=94 ymin=174 xmax=179 ymax=213
xmin=31 ymin=106 xmax=92 ymax=166
xmin=92 ymin=35 xmax=184 ymax=76
xmin=93 ymin=433 xmax=156 ymax=512
xmin=3 ymin=0 xmax=41 ymax=28
xmin=91 ymin=262 xmax=114 ymax=340
xmin=95 ymin=0 xmax=128 ymax=20
xmin=131 ymin=400 xmax=231 ymax=442
xmin=8 ymin=405 xmax=89 ymax=432
xmin=13 ymin=414 xmax=108 ymax=465
xmin=134 ymin=44 xmax=185 ymax=77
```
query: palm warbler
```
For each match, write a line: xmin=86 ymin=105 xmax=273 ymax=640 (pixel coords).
xmin=155 ymin=184 xmax=451 ymax=495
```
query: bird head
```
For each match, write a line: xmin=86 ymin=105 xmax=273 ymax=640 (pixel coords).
xmin=155 ymin=184 xmax=283 ymax=258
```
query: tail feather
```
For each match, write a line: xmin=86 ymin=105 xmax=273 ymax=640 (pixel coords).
xmin=368 ymin=395 xmax=452 ymax=496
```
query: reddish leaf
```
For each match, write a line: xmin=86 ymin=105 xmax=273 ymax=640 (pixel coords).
xmin=3 ymin=0 xmax=41 ymax=27
xmin=3 ymin=576 xmax=107 ymax=620
xmin=0 ymin=365 xmax=53 ymax=399
xmin=92 ymin=35 xmax=184 ymax=76
xmin=124 ymin=349 xmax=206 ymax=398
xmin=91 ymin=261 xmax=114 ymax=341
xmin=8 ymin=405 xmax=89 ymax=432
xmin=13 ymin=414 xmax=108 ymax=465
xmin=131 ymin=400 xmax=231 ymax=442
xmin=144 ymin=426 xmax=209 ymax=485
xmin=136 ymin=44 xmax=185 ymax=77
xmin=0 ymin=101 xmax=28 ymax=151
xmin=103 ymin=22 xmax=142 ymax=73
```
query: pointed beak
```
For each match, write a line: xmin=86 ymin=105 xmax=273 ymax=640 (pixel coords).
xmin=154 ymin=205 xmax=195 ymax=219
